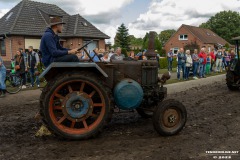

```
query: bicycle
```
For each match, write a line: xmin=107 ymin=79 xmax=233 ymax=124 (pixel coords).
xmin=5 ymin=69 xmax=23 ymax=94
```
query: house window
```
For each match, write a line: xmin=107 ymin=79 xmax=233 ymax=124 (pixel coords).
xmin=179 ymin=34 xmax=188 ymax=40
xmin=0 ymin=40 xmax=6 ymax=56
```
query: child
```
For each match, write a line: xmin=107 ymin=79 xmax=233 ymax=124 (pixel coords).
xmin=206 ymin=53 xmax=211 ymax=75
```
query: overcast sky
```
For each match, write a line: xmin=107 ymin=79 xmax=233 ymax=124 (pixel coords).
xmin=0 ymin=0 xmax=240 ymax=43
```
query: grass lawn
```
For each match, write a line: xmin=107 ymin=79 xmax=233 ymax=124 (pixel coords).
xmin=159 ymin=68 xmax=177 ymax=74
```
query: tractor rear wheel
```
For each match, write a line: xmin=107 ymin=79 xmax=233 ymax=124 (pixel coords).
xmin=226 ymin=71 xmax=239 ymax=91
xmin=153 ymin=99 xmax=187 ymax=136
xmin=41 ymin=72 xmax=112 ymax=140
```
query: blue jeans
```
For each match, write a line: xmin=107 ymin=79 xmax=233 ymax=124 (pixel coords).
xmin=0 ymin=67 xmax=6 ymax=90
xmin=193 ymin=62 xmax=199 ymax=77
xmin=177 ymin=63 xmax=186 ymax=79
xmin=30 ymin=68 xmax=39 ymax=86
xmin=185 ymin=67 xmax=191 ymax=79
xmin=168 ymin=60 xmax=173 ymax=71
xmin=199 ymin=64 xmax=206 ymax=77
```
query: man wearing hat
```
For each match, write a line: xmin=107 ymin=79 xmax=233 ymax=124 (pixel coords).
xmin=167 ymin=48 xmax=174 ymax=71
xmin=40 ymin=16 xmax=79 ymax=67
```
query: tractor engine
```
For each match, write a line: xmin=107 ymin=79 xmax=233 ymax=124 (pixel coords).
xmin=105 ymin=60 xmax=167 ymax=110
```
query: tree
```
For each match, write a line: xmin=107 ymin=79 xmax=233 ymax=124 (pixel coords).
xmin=199 ymin=10 xmax=240 ymax=43
xmin=128 ymin=35 xmax=143 ymax=52
xmin=159 ymin=29 xmax=176 ymax=46
xmin=115 ymin=23 xmax=130 ymax=50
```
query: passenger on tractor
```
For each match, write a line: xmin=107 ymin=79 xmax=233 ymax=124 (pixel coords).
xmin=40 ymin=16 xmax=79 ymax=67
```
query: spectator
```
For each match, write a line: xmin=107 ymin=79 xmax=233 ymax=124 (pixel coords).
xmin=27 ymin=46 xmax=40 ymax=87
xmin=98 ymin=49 xmax=105 ymax=59
xmin=128 ymin=51 xmax=135 ymax=60
xmin=177 ymin=48 xmax=186 ymax=80
xmin=40 ymin=16 xmax=79 ymax=67
xmin=0 ymin=55 xmax=6 ymax=97
xmin=77 ymin=51 xmax=84 ymax=60
xmin=15 ymin=49 xmax=28 ymax=89
xmin=110 ymin=47 xmax=125 ymax=61
xmin=210 ymin=48 xmax=215 ymax=72
xmin=215 ymin=49 xmax=223 ymax=72
xmin=167 ymin=48 xmax=174 ymax=71
xmin=206 ymin=53 xmax=211 ymax=75
xmin=138 ymin=49 xmax=147 ymax=60
xmin=198 ymin=48 xmax=207 ymax=78
xmin=101 ymin=52 xmax=110 ymax=62
xmin=108 ymin=48 xmax=115 ymax=59
xmin=89 ymin=48 xmax=101 ymax=62
xmin=80 ymin=48 xmax=90 ymax=60
xmin=19 ymin=48 xmax=27 ymax=59
xmin=192 ymin=49 xmax=199 ymax=79
xmin=225 ymin=51 xmax=231 ymax=67
xmin=185 ymin=50 xmax=192 ymax=80
xmin=19 ymin=48 xmax=28 ymax=81
xmin=222 ymin=48 xmax=227 ymax=70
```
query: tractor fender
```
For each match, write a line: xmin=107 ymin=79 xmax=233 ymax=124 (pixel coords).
xmin=39 ymin=62 xmax=108 ymax=81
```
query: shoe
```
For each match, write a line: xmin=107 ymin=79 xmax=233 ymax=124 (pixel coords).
xmin=22 ymin=85 xmax=27 ymax=89
xmin=37 ymin=85 xmax=40 ymax=88
xmin=178 ymin=79 xmax=181 ymax=81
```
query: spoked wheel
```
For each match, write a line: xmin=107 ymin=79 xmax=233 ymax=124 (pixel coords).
xmin=153 ymin=99 xmax=187 ymax=136
xmin=5 ymin=75 xmax=22 ymax=94
xmin=42 ymin=73 xmax=111 ymax=140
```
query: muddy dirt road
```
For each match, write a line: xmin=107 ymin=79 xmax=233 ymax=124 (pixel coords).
xmin=0 ymin=81 xmax=239 ymax=160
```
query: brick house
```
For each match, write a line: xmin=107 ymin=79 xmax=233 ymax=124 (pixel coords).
xmin=0 ymin=0 xmax=109 ymax=62
xmin=164 ymin=24 xmax=229 ymax=54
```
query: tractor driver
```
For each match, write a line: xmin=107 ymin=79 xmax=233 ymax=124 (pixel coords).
xmin=40 ymin=16 xmax=79 ymax=67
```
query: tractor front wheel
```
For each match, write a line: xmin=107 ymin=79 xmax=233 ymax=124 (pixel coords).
xmin=41 ymin=72 xmax=112 ymax=140
xmin=153 ymin=99 xmax=187 ymax=136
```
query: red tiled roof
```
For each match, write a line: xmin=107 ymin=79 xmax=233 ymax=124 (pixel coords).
xmin=183 ymin=24 xmax=229 ymax=45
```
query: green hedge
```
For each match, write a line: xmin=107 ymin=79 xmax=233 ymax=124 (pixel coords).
xmin=159 ymin=57 xmax=177 ymax=69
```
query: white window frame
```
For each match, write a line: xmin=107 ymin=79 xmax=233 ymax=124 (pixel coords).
xmin=179 ymin=34 xmax=188 ymax=40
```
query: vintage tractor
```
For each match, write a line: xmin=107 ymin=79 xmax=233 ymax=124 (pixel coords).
xmin=39 ymin=39 xmax=187 ymax=140
xmin=226 ymin=36 xmax=240 ymax=90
